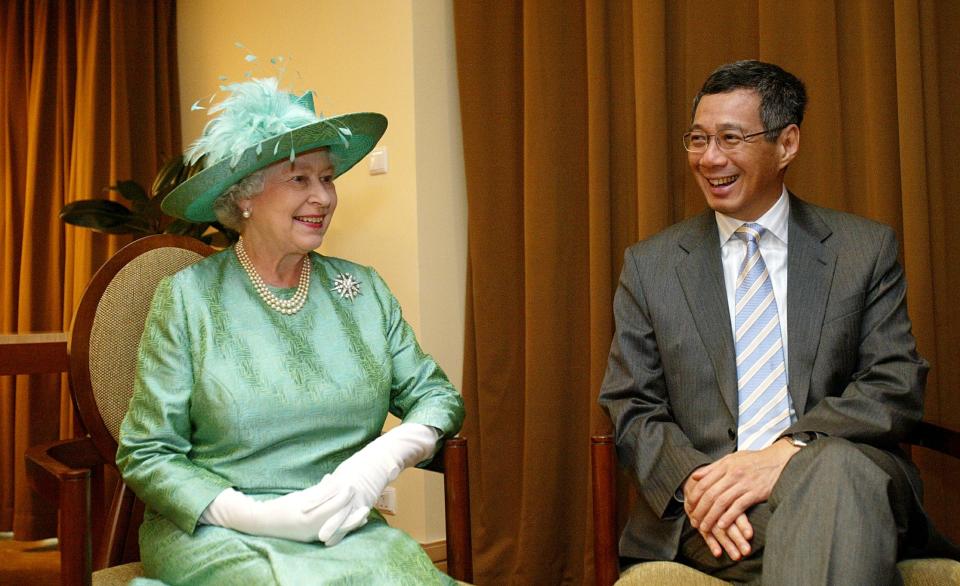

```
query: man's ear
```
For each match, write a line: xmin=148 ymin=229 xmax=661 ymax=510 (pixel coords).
xmin=777 ymin=124 xmax=800 ymax=169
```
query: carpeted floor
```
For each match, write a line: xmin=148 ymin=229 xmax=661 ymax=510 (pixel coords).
xmin=0 ymin=533 xmax=451 ymax=584
xmin=0 ymin=532 xmax=59 ymax=586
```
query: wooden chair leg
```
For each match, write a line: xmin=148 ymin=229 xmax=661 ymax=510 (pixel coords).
xmin=443 ymin=437 xmax=473 ymax=582
xmin=592 ymin=435 xmax=619 ymax=586
xmin=59 ymin=473 xmax=93 ymax=586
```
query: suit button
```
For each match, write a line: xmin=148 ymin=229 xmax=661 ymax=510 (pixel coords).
xmin=728 ymin=428 xmax=736 ymax=440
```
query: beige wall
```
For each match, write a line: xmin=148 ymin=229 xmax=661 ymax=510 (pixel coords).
xmin=177 ymin=0 xmax=467 ymax=543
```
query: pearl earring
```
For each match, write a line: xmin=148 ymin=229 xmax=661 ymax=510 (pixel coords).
xmin=242 ymin=209 xmax=251 ymax=219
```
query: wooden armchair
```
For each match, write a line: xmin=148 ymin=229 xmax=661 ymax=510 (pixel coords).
xmin=592 ymin=422 xmax=960 ymax=585
xmin=25 ymin=234 xmax=473 ymax=585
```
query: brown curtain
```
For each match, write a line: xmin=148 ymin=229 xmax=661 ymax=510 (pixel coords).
xmin=454 ymin=0 xmax=960 ymax=583
xmin=0 ymin=0 xmax=180 ymax=539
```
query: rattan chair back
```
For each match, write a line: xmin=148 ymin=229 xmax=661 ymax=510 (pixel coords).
xmin=69 ymin=235 xmax=214 ymax=465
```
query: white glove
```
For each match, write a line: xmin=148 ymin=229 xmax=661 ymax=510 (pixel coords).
xmin=199 ymin=478 xmax=353 ymax=542
xmin=317 ymin=423 xmax=440 ymax=546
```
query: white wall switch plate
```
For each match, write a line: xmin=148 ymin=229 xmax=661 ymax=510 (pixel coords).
xmin=368 ymin=146 xmax=388 ymax=175
xmin=375 ymin=485 xmax=397 ymax=515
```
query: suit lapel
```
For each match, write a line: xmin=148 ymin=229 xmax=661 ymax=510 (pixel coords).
xmin=786 ymin=195 xmax=836 ymax=415
xmin=676 ymin=213 xmax=738 ymax=421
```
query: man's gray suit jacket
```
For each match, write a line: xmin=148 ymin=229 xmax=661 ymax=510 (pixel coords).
xmin=598 ymin=194 xmax=928 ymax=561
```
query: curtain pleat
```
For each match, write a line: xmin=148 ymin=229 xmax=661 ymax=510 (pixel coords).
xmin=455 ymin=0 xmax=526 ymax=575
xmin=0 ymin=0 xmax=30 ymax=536
xmin=455 ymin=0 xmax=960 ymax=583
xmin=0 ymin=0 xmax=179 ymax=540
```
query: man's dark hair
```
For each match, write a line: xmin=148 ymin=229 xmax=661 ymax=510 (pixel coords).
xmin=692 ymin=60 xmax=807 ymax=141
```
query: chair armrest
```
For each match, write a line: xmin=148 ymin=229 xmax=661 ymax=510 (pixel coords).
xmin=25 ymin=437 xmax=104 ymax=586
xmin=25 ymin=437 xmax=104 ymax=499
xmin=592 ymin=434 xmax=620 ymax=586
xmin=910 ymin=421 xmax=960 ymax=460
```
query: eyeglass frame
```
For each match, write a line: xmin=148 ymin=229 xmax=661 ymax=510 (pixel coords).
xmin=682 ymin=124 xmax=790 ymax=153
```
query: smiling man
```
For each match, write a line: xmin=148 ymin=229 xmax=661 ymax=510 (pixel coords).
xmin=599 ymin=60 xmax=956 ymax=584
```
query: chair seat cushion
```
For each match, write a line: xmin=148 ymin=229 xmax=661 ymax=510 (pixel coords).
xmin=616 ymin=558 xmax=960 ymax=585
xmin=92 ymin=561 xmax=144 ymax=585
xmin=899 ymin=558 xmax=960 ymax=585
xmin=617 ymin=561 xmax=728 ymax=585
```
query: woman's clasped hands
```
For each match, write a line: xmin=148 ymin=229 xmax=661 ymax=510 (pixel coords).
xmin=199 ymin=480 xmax=354 ymax=543
xmin=199 ymin=423 xmax=438 ymax=546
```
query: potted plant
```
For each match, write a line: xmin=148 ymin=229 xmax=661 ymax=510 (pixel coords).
xmin=60 ymin=156 xmax=237 ymax=246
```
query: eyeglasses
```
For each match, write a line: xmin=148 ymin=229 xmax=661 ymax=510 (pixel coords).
xmin=682 ymin=125 xmax=788 ymax=153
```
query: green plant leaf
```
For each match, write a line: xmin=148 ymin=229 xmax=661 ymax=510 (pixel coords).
xmin=152 ymin=156 xmax=186 ymax=197
xmin=60 ymin=156 xmax=235 ymax=245
xmin=177 ymin=157 xmax=205 ymax=184
xmin=166 ymin=218 xmax=208 ymax=238
xmin=131 ymin=197 xmax=164 ymax=233
xmin=60 ymin=200 xmax=142 ymax=234
xmin=209 ymin=222 xmax=239 ymax=245
xmin=109 ymin=180 xmax=148 ymax=203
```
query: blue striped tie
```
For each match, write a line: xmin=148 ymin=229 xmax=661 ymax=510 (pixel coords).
xmin=734 ymin=223 xmax=792 ymax=450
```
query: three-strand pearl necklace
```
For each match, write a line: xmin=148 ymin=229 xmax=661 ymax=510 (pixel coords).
xmin=235 ymin=237 xmax=310 ymax=315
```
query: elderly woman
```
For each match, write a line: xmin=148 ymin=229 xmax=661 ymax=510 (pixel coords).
xmin=116 ymin=78 xmax=464 ymax=585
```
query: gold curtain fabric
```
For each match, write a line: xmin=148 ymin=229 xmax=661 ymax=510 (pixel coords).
xmin=454 ymin=0 xmax=960 ymax=583
xmin=0 ymin=0 xmax=180 ymax=539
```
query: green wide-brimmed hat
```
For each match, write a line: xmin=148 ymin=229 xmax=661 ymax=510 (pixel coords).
xmin=162 ymin=77 xmax=387 ymax=222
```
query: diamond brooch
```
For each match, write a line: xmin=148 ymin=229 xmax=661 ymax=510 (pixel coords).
xmin=331 ymin=272 xmax=362 ymax=300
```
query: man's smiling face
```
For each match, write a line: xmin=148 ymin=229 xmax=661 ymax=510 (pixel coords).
xmin=687 ymin=89 xmax=797 ymax=221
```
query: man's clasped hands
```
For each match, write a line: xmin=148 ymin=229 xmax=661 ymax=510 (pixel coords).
xmin=682 ymin=438 xmax=800 ymax=560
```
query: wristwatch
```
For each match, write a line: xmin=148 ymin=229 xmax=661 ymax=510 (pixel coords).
xmin=787 ymin=431 xmax=818 ymax=448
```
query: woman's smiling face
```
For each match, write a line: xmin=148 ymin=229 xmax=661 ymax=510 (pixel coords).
xmin=240 ymin=149 xmax=338 ymax=256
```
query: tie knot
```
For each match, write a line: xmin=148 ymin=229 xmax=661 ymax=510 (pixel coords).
xmin=735 ymin=223 xmax=766 ymax=245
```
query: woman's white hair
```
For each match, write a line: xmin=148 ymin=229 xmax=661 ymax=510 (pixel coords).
xmin=213 ymin=171 xmax=265 ymax=230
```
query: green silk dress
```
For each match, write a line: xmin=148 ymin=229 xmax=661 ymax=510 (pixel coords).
xmin=116 ymin=248 xmax=465 ymax=585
